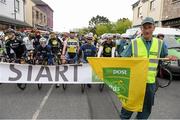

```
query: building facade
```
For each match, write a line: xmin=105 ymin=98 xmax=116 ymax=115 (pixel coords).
xmin=32 ymin=6 xmax=47 ymax=30
xmin=161 ymin=0 xmax=180 ymax=28
xmin=0 ymin=0 xmax=29 ymax=30
xmin=132 ymin=0 xmax=164 ymax=27
xmin=37 ymin=5 xmax=53 ymax=31
xmin=132 ymin=0 xmax=180 ymax=28
xmin=32 ymin=0 xmax=53 ymax=31
xmin=24 ymin=0 xmax=35 ymax=27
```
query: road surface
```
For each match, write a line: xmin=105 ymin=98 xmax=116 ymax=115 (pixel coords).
xmin=0 ymin=79 xmax=180 ymax=119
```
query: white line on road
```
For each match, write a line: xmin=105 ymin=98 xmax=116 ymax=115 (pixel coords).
xmin=32 ymin=85 xmax=54 ymax=120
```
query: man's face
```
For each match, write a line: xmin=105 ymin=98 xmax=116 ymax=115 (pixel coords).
xmin=107 ymin=38 xmax=112 ymax=43
xmin=86 ymin=38 xmax=92 ymax=44
xmin=40 ymin=42 xmax=46 ymax=48
xmin=141 ymin=23 xmax=155 ymax=39
xmin=70 ymin=33 xmax=75 ymax=38
xmin=8 ymin=33 xmax=15 ymax=40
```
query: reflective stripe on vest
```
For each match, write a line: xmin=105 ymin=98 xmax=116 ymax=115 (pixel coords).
xmin=132 ymin=37 xmax=163 ymax=83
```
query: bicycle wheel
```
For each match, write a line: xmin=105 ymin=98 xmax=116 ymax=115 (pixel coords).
xmin=81 ymin=84 xmax=85 ymax=93
xmin=62 ymin=84 xmax=67 ymax=91
xmin=99 ymin=84 xmax=104 ymax=92
xmin=158 ymin=67 xmax=172 ymax=88
xmin=17 ymin=84 xmax=27 ymax=91
xmin=37 ymin=84 xmax=42 ymax=90
xmin=56 ymin=84 xmax=60 ymax=88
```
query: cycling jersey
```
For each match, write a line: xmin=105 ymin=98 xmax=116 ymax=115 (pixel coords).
xmin=23 ymin=37 xmax=34 ymax=51
xmin=6 ymin=38 xmax=27 ymax=59
xmin=48 ymin=38 xmax=63 ymax=54
xmin=101 ymin=41 xmax=115 ymax=57
xmin=66 ymin=38 xmax=79 ymax=53
xmin=80 ymin=43 xmax=96 ymax=62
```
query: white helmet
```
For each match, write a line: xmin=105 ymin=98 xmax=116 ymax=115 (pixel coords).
xmin=101 ymin=34 xmax=107 ymax=39
xmin=86 ymin=33 xmax=93 ymax=39
xmin=39 ymin=37 xmax=47 ymax=43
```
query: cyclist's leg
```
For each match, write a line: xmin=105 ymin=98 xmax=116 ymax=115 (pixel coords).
xmin=47 ymin=54 xmax=53 ymax=65
xmin=74 ymin=53 xmax=78 ymax=63
xmin=136 ymin=84 xmax=155 ymax=119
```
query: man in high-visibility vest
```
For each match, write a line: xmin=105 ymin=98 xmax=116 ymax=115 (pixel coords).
xmin=120 ymin=17 xmax=176 ymax=119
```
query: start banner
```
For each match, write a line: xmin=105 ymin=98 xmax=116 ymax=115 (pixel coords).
xmin=0 ymin=63 xmax=102 ymax=84
xmin=88 ymin=57 xmax=149 ymax=112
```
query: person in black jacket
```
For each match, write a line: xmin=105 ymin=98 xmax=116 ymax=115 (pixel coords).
xmin=5 ymin=29 xmax=27 ymax=60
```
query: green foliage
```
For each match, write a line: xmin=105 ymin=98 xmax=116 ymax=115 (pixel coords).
xmin=89 ymin=15 xmax=110 ymax=28
xmin=76 ymin=16 xmax=132 ymax=36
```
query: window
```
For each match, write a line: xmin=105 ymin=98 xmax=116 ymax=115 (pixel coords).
xmin=137 ymin=6 xmax=142 ymax=18
xmin=0 ymin=0 xmax=6 ymax=4
xmin=44 ymin=16 xmax=46 ymax=23
xmin=32 ymin=11 xmax=34 ymax=19
xmin=36 ymin=11 xmax=39 ymax=20
xmin=150 ymin=0 xmax=155 ymax=11
xmin=40 ymin=13 xmax=43 ymax=23
xmin=15 ymin=0 xmax=20 ymax=12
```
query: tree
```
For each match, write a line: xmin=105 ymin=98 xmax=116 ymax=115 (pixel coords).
xmin=95 ymin=23 xmax=113 ymax=36
xmin=89 ymin=15 xmax=110 ymax=28
xmin=75 ymin=17 xmax=132 ymax=36
xmin=113 ymin=18 xmax=132 ymax=34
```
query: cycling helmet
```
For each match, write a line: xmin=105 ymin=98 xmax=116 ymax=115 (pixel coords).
xmin=157 ymin=33 xmax=165 ymax=39
xmin=39 ymin=37 xmax=47 ymax=44
xmin=5 ymin=28 xmax=16 ymax=35
xmin=86 ymin=33 xmax=93 ymax=40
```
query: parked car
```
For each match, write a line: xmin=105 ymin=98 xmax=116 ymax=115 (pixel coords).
xmin=163 ymin=35 xmax=180 ymax=77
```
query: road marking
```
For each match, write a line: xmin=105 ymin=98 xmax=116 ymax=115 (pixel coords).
xmin=32 ymin=85 xmax=54 ymax=120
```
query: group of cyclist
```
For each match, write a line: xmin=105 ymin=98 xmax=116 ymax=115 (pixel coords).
xmin=0 ymin=28 xmax=130 ymax=91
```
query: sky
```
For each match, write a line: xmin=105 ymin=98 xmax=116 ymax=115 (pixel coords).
xmin=43 ymin=0 xmax=138 ymax=32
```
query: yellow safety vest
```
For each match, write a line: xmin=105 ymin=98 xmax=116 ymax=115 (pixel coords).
xmin=132 ymin=37 xmax=163 ymax=83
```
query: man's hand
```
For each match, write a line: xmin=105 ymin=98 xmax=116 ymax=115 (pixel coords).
xmin=166 ymin=55 xmax=177 ymax=61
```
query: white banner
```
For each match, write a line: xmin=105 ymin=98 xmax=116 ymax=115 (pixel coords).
xmin=0 ymin=63 xmax=103 ymax=84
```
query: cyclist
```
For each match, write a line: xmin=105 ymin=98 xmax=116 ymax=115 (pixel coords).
xmin=79 ymin=33 xmax=97 ymax=89
xmin=97 ymin=34 xmax=116 ymax=91
xmin=23 ymin=33 xmax=36 ymax=64
xmin=23 ymin=33 xmax=35 ymax=51
xmin=48 ymin=32 xmax=63 ymax=64
xmin=35 ymin=37 xmax=53 ymax=65
xmin=157 ymin=33 xmax=165 ymax=41
xmin=79 ymin=33 xmax=97 ymax=63
xmin=33 ymin=31 xmax=41 ymax=49
xmin=97 ymin=34 xmax=116 ymax=57
xmin=5 ymin=29 xmax=27 ymax=61
xmin=61 ymin=31 xmax=79 ymax=64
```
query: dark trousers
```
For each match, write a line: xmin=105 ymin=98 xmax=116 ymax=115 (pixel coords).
xmin=120 ymin=84 xmax=156 ymax=119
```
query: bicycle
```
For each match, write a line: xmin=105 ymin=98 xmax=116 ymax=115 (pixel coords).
xmin=155 ymin=61 xmax=173 ymax=92
xmin=34 ymin=55 xmax=50 ymax=90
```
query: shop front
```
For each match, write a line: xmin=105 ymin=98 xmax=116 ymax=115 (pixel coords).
xmin=162 ymin=17 xmax=180 ymax=28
